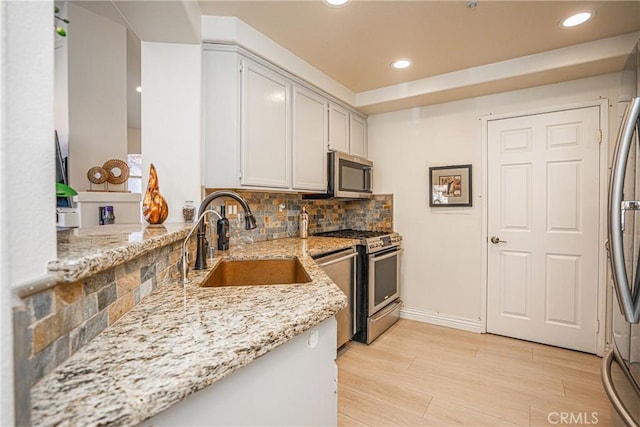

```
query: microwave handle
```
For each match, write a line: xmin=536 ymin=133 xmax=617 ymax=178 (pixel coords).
xmin=365 ymin=167 xmax=373 ymax=192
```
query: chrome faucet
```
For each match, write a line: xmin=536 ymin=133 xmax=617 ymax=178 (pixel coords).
xmin=193 ymin=190 xmax=257 ymax=271
xmin=179 ymin=209 xmax=221 ymax=284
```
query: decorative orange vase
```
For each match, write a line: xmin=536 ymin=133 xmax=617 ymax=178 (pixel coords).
xmin=142 ymin=163 xmax=169 ymax=225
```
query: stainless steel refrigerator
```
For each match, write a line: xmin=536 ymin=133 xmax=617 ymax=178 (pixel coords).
xmin=604 ymin=40 xmax=640 ymax=427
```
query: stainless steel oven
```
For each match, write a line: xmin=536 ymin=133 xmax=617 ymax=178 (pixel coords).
xmin=366 ymin=245 xmax=402 ymax=343
xmin=313 ymin=229 xmax=402 ymax=344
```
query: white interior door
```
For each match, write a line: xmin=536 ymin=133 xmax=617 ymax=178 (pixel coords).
xmin=487 ymin=106 xmax=601 ymax=354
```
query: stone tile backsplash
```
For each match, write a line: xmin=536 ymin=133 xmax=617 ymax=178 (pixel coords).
xmin=305 ymin=195 xmax=393 ymax=234
xmin=204 ymin=190 xmax=394 ymax=241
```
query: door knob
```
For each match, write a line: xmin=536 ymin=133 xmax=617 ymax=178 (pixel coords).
xmin=490 ymin=236 xmax=507 ymax=244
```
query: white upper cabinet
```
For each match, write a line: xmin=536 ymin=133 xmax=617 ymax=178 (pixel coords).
xmin=203 ymin=50 xmax=241 ymax=190
xmin=328 ymin=102 xmax=368 ymax=158
xmin=328 ymin=103 xmax=350 ymax=154
xmin=203 ymin=49 xmax=291 ymax=190
xmin=292 ymin=86 xmax=327 ymax=191
xmin=203 ymin=46 xmax=366 ymax=192
xmin=349 ymin=114 xmax=367 ymax=158
xmin=240 ymin=59 xmax=291 ymax=188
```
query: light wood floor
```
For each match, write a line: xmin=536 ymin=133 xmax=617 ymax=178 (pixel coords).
xmin=337 ymin=319 xmax=612 ymax=427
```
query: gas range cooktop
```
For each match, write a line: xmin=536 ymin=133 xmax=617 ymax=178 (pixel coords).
xmin=314 ymin=229 xmax=388 ymax=239
xmin=314 ymin=229 xmax=402 ymax=253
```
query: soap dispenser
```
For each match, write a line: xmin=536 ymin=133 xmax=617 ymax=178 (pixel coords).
xmin=299 ymin=207 xmax=309 ymax=239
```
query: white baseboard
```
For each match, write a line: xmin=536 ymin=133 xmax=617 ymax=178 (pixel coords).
xmin=400 ymin=306 xmax=483 ymax=333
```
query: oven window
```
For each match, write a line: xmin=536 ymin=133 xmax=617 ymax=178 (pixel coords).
xmin=373 ymin=253 xmax=398 ymax=308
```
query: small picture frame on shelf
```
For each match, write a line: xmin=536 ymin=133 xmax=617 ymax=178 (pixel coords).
xmin=429 ymin=164 xmax=472 ymax=207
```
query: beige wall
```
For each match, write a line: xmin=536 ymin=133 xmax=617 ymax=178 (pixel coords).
xmin=141 ymin=42 xmax=203 ymax=224
xmin=367 ymin=72 xmax=621 ymax=329
xmin=65 ymin=3 xmax=128 ymax=190
xmin=128 ymin=127 xmax=141 ymax=154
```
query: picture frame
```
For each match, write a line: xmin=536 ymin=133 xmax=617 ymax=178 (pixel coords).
xmin=429 ymin=164 xmax=472 ymax=207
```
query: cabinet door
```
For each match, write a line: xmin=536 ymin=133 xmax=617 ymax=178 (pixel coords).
xmin=292 ymin=86 xmax=327 ymax=191
xmin=202 ymin=50 xmax=242 ymax=189
xmin=349 ymin=114 xmax=367 ymax=158
xmin=240 ymin=59 xmax=291 ymax=188
xmin=328 ymin=103 xmax=349 ymax=153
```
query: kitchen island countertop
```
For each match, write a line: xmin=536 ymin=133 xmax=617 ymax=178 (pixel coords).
xmin=31 ymin=235 xmax=358 ymax=427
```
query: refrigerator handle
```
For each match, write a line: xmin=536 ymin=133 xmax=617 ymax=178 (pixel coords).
xmin=601 ymin=350 xmax=640 ymax=427
xmin=609 ymin=97 xmax=640 ymax=323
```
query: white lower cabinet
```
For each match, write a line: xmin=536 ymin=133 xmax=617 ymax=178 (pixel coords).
xmin=142 ymin=317 xmax=338 ymax=426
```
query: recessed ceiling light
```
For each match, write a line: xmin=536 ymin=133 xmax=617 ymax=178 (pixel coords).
xmin=136 ymin=86 xmax=142 ymax=93
xmin=391 ymin=59 xmax=412 ymax=70
xmin=323 ymin=0 xmax=349 ymax=7
xmin=560 ymin=11 xmax=594 ymax=28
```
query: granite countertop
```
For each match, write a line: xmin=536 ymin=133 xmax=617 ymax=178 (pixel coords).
xmin=48 ymin=223 xmax=191 ymax=283
xmin=31 ymin=236 xmax=359 ymax=427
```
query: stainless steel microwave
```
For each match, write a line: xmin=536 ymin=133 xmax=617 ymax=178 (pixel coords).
xmin=304 ymin=151 xmax=373 ymax=199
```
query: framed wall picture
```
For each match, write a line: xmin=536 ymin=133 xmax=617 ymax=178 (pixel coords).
xmin=429 ymin=164 xmax=472 ymax=207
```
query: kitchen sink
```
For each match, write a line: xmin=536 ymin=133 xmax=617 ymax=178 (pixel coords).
xmin=201 ymin=258 xmax=312 ymax=287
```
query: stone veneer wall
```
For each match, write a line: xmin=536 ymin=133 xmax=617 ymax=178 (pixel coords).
xmin=13 ymin=239 xmax=189 ymax=392
xmin=204 ymin=190 xmax=394 ymax=241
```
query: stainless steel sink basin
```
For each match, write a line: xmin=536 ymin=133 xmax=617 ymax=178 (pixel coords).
xmin=201 ymin=258 xmax=312 ymax=287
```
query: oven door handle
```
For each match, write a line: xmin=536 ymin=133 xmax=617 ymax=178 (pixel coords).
xmin=371 ymin=248 xmax=403 ymax=262
xmin=316 ymin=251 xmax=357 ymax=268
